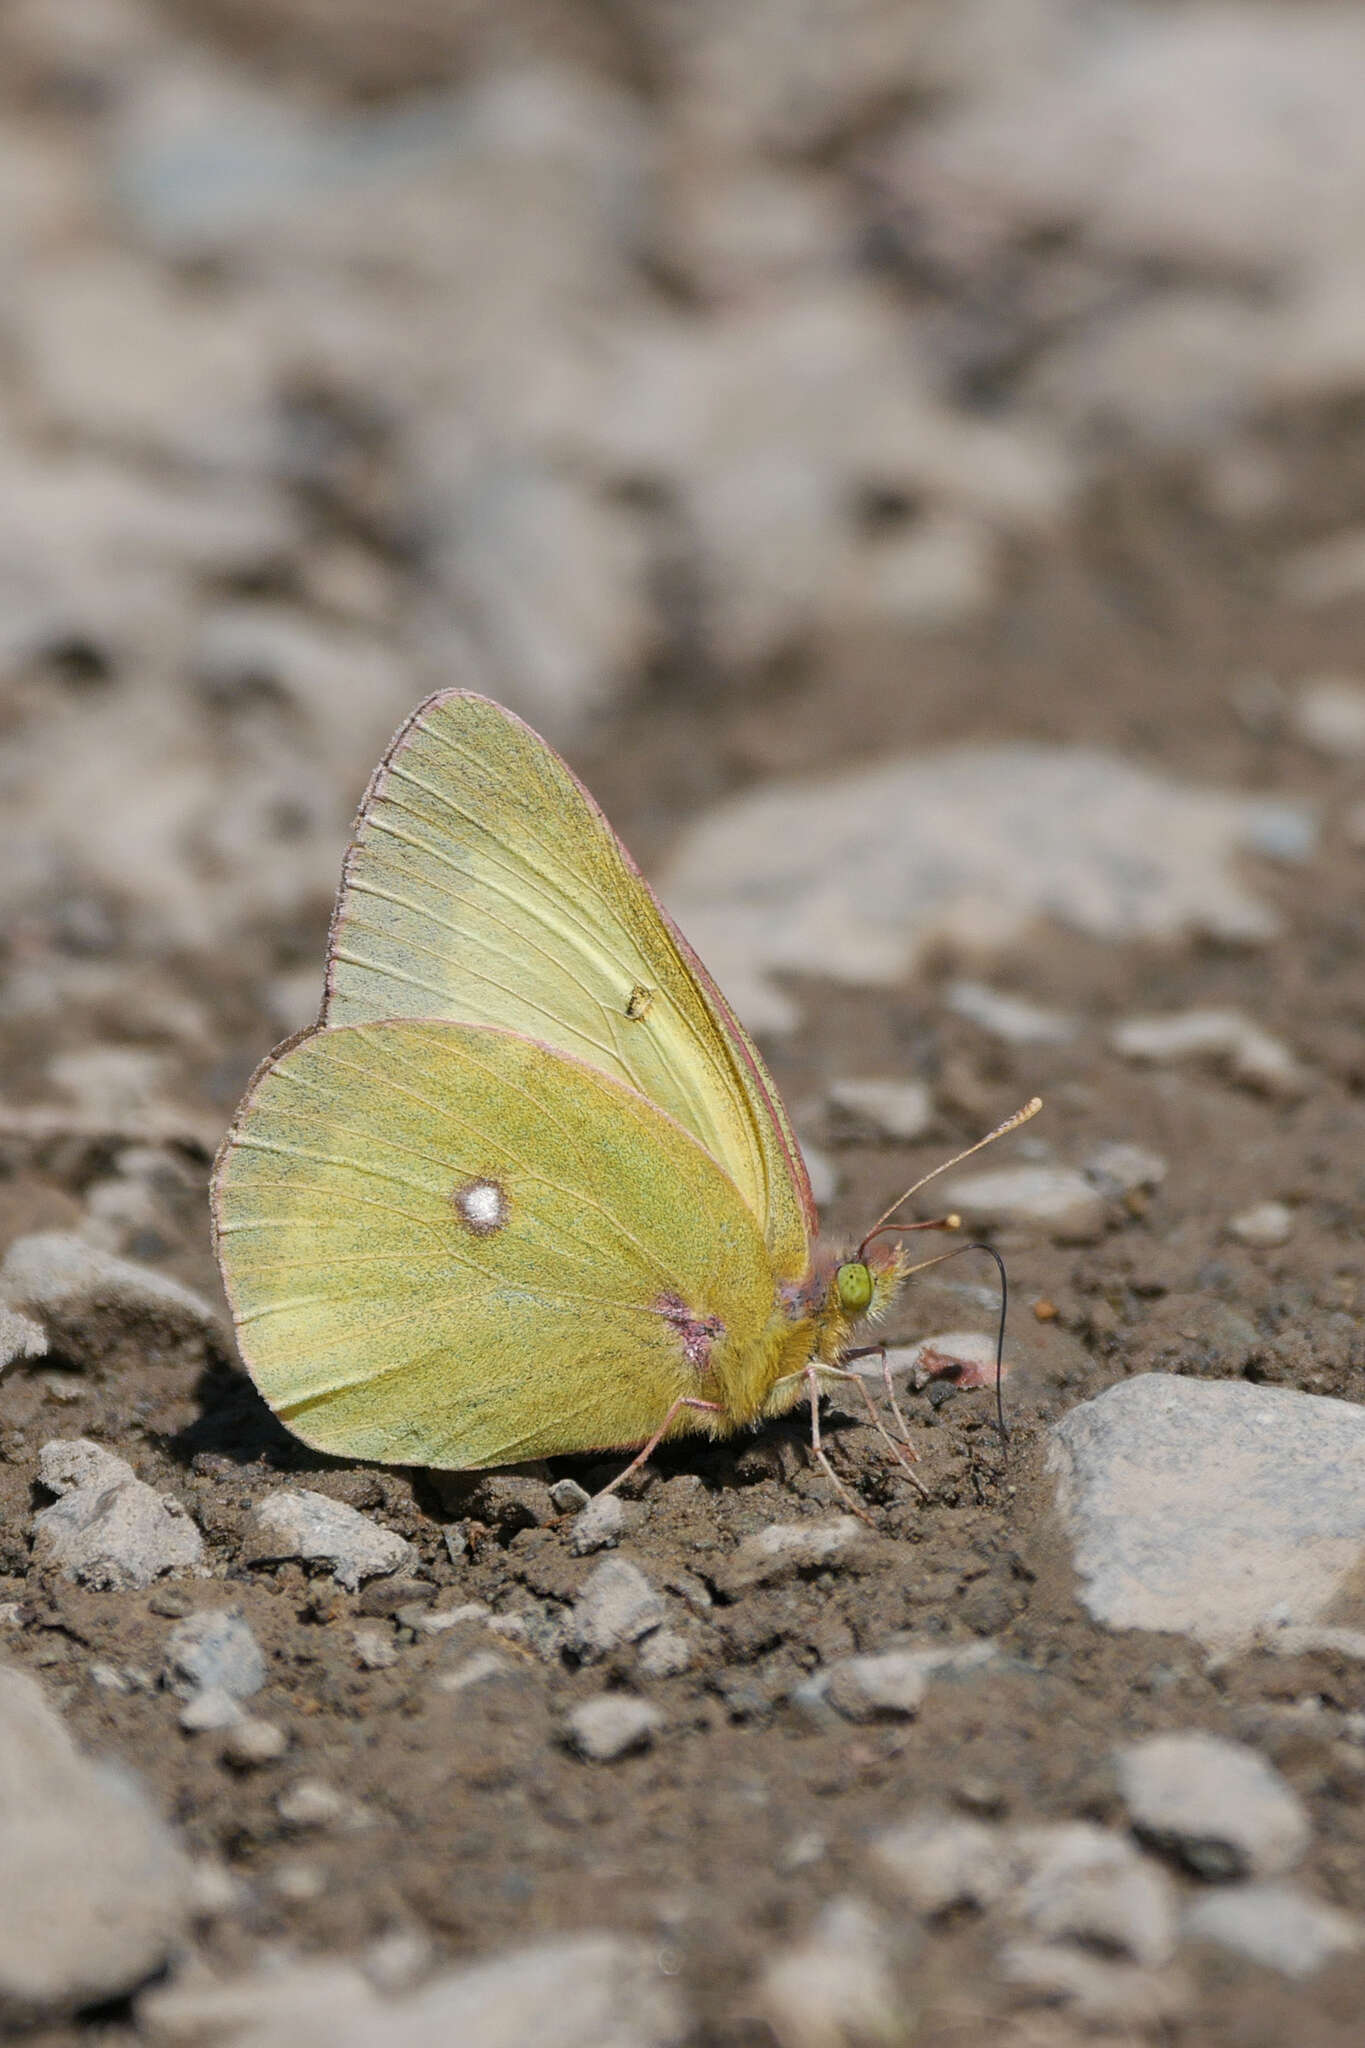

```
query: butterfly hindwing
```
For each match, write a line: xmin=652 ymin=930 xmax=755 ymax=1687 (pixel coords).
xmin=322 ymin=691 xmax=814 ymax=1281
xmin=212 ymin=1020 xmax=782 ymax=1467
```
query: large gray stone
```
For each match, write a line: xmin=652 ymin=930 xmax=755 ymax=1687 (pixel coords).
xmin=1 ymin=1232 xmax=219 ymax=1370
xmin=1116 ymin=1732 xmax=1310 ymax=1881
xmin=568 ymin=1559 xmax=665 ymax=1660
xmin=32 ymin=1438 xmax=205 ymax=1590
xmin=0 ymin=1665 xmax=190 ymax=2022
xmin=1184 ymin=1882 xmax=1362 ymax=1977
xmin=1048 ymin=1374 xmax=1365 ymax=1649
xmin=241 ymin=1489 xmax=415 ymax=1592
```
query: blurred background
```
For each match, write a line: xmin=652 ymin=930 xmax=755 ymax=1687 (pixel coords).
xmin=3 ymin=0 xmax=1365 ymax=1143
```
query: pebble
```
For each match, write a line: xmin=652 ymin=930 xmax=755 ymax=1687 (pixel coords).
xmin=939 ymin=1164 xmax=1106 ymax=1244
xmin=565 ymin=1693 xmax=663 ymax=1761
xmin=241 ymin=1488 xmax=415 ymax=1591
xmin=549 ymin=1478 xmax=591 ymax=1514
xmin=1007 ymin=1822 xmax=1179 ymax=1968
xmin=636 ymin=1628 xmax=694 ymax=1679
xmin=1184 ymin=1882 xmax=1363 ymax=1977
xmin=32 ymin=1437 xmax=204 ymax=1590
xmin=277 ymin=1778 xmax=349 ymax=1830
xmin=718 ymin=1517 xmax=867 ymax=1593
xmin=568 ymin=1557 xmax=666 ymax=1659
xmin=221 ymin=1717 xmax=289 ymax=1768
xmin=827 ymin=1077 xmax=933 ymax=1142
xmin=1109 ymin=1009 xmax=1310 ymax=1099
xmin=352 ymin=1625 xmax=399 ymax=1671
xmin=178 ymin=1686 xmax=243 ymax=1733
xmin=1291 ymin=675 xmax=1365 ymax=758
xmin=868 ymin=1806 xmax=1005 ymax=1914
xmin=0 ymin=1232 xmax=219 ymax=1368
xmin=996 ymin=1942 xmax=1187 ymax=2029
xmin=0 ymin=1665 xmax=189 ymax=2022
xmin=1048 ymin=1373 xmax=1365 ymax=1649
xmin=753 ymin=1895 xmax=905 ymax=2048
xmin=824 ymin=1640 xmax=997 ymax=1723
xmin=1116 ymin=1731 xmax=1310 ymax=1880
xmin=1227 ymin=1199 xmax=1293 ymax=1249
xmin=403 ymin=1601 xmax=489 ymax=1637
xmin=0 ymin=1302 xmax=47 ymax=1371
xmin=1082 ymin=1141 xmax=1168 ymax=1197
xmin=945 ymin=980 xmax=1077 ymax=1045
xmin=461 ymin=1473 xmax=556 ymax=1530
xmin=432 ymin=1650 xmax=511 ymax=1696
xmin=138 ymin=1962 xmax=377 ymax=2047
xmin=162 ymin=1610 xmax=266 ymax=1700
xmin=570 ymin=1493 xmax=626 ymax=1555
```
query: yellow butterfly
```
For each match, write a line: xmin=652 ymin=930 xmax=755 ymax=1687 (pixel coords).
xmin=212 ymin=692 xmax=1035 ymax=1494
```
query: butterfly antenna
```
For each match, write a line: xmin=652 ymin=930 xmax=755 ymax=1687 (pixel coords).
xmin=858 ymin=1096 xmax=1043 ymax=1259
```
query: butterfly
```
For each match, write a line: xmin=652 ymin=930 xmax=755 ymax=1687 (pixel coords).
xmin=212 ymin=691 xmax=1037 ymax=1498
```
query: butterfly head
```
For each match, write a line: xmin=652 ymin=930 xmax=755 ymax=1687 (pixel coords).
xmin=833 ymin=1240 xmax=907 ymax=1322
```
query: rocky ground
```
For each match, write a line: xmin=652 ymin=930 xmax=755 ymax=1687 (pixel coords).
xmin=4 ymin=2 xmax=1365 ymax=2044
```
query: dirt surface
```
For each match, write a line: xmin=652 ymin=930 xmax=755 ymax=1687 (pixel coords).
xmin=4 ymin=4 xmax=1365 ymax=2045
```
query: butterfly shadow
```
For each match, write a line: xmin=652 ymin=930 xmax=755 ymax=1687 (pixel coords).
xmin=162 ymin=1351 xmax=352 ymax=1476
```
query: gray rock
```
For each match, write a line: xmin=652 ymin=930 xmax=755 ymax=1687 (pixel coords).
xmin=657 ymin=747 xmax=1308 ymax=1035
xmin=1109 ymin=1009 xmax=1310 ymax=1098
xmin=946 ymin=980 xmax=1076 ymax=1045
xmin=178 ymin=1686 xmax=243 ymax=1733
xmin=566 ymin=1694 xmax=663 ymax=1762
xmin=868 ymin=1807 xmax=1005 ymax=1914
xmin=0 ymin=1302 xmax=47 ymax=1371
xmin=996 ymin=1943 xmax=1188 ymax=2029
xmin=570 ymin=1494 xmax=627 ymax=1555
xmin=221 ymin=1717 xmax=289 ymax=1769
xmin=940 ymin=1164 xmax=1105 ymax=1244
xmin=1254 ymin=1622 xmax=1365 ymax=1662
xmin=825 ymin=1641 xmax=997 ymax=1723
xmin=549 ymin=1479 xmax=591 ymax=1514
xmin=277 ymin=1778 xmax=350 ymax=1830
xmin=1083 ymin=1142 xmax=1168 ymax=1197
xmin=569 ymin=1558 xmax=665 ymax=1659
xmin=163 ymin=1610 xmax=266 ymax=1701
xmin=753 ymin=1896 xmax=906 ymax=2048
xmin=33 ymin=1438 xmax=205 ymax=1590
xmin=719 ymin=1517 xmax=867 ymax=1592
xmin=1227 ymin=1199 xmax=1293 ymax=1249
xmin=0 ymin=1665 xmax=190 ymax=2022
xmin=1007 ymin=1822 xmax=1179 ymax=1968
xmin=1184 ymin=1882 xmax=1362 ymax=1977
xmin=636 ymin=1629 xmax=693 ymax=1679
xmin=352 ymin=1625 xmax=400 ymax=1671
xmin=139 ymin=1963 xmax=378 ymax=2048
xmin=433 ymin=1651 xmax=510 ymax=1696
xmin=827 ymin=1077 xmax=933 ymax=1141
xmin=1048 ymin=1374 xmax=1365 ymax=1648
xmin=241 ymin=1489 xmax=415 ymax=1592
xmin=1117 ymin=1732 xmax=1310 ymax=1880
xmin=1 ymin=1232 xmax=219 ymax=1368
xmin=800 ymin=1143 xmax=840 ymax=1209
xmin=1292 ymin=676 xmax=1365 ymax=758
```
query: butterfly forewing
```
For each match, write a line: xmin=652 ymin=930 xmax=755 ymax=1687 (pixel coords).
xmin=322 ymin=692 xmax=814 ymax=1282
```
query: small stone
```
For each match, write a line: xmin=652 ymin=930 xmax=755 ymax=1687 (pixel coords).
xmin=33 ymin=1438 xmax=204 ymax=1590
xmin=1048 ymin=1374 xmax=1365 ymax=1649
xmin=754 ymin=1896 xmax=905 ymax=2048
xmin=549 ymin=1478 xmax=591 ymax=1513
xmin=163 ymin=1611 xmax=266 ymax=1700
xmin=828 ymin=1077 xmax=933 ymax=1142
xmin=221 ymin=1717 xmax=288 ymax=1769
xmin=1008 ymin=1822 xmax=1179 ymax=1968
xmin=719 ymin=1517 xmax=866 ymax=1593
xmin=1228 ymin=1199 xmax=1293 ymax=1250
xmin=357 ymin=1576 xmax=434 ymax=1618
xmin=241 ymin=1488 xmax=415 ymax=1591
xmin=0 ymin=1304 xmax=47 ymax=1371
xmin=637 ymin=1629 xmax=693 ymax=1678
xmin=825 ymin=1641 xmax=997 ymax=1724
xmin=1083 ymin=1142 xmax=1168 ymax=1197
xmin=432 ymin=1650 xmax=509 ymax=1695
xmin=351 ymin=1626 xmax=398 ymax=1671
xmin=1292 ymin=676 xmax=1365 ymax=758
xmin=271 ymin=1862 xmax=328 ymax=1904
xmin=566 ymin=1694 xmax=663 ymax=1761
xmin=570 ymin=1494 xmax=626 ymax=1555
xmin=997 ymin=1943 xmax=1187 ymax=2028
xmin=388 ymin=1934 xmax=684 ymax=2047
xmin=186 ymin=1860 xmax=247 ymax=1919
xmin=178 ymin=1687 xmax=242 ymax=1733
xmin=462 ymin=1473 xmax=556 ymax=1530
xmin=1184 ymin=1882 xmax=1362 ymax=1977
xmin=1117 ymin=1732 xmax=1310 ymax=1880
xmin=869 ymin=1806 xmax=1005 ymax=1914
xmin=402 ymin=1601 xmax=489 ymax=1636
xmin=0 ymin=1232 xmax=218 ymax=1370
xmin=939 ymin=1165 xmax=1105 ymax=1244
xmin=276 ymin=1778 xmax=348 ymax=1830
xmin=946 ymin=981 xmax=1076 ymax=1045
xmin=1110 ymin=1009 xmax=1310 ymax=1098
xmin=361 ymin=1929 xmax=434 ymax=1995
xmin=569 ymin=1557 xmax=666 ymax=1660
xmin=139 ymin=1959 xmax=374 ymax=2047
xmin=0 ymin=1665 xmax=190 ymax=2022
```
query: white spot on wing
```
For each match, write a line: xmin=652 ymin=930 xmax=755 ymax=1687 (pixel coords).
xmin=452 ymin=1176 xmax=508 ymax=1236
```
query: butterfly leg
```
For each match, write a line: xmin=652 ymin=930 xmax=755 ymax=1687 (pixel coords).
xmin=819 ymin=1353 xmax=930 ymax=1500
xmin=841 ymin=1344 xmax=925 ymax=1472
xmin=802 ymin=1364 xmax=881 ymax=1526
xmin=592 ymin=1395 xmax=725 ymax=1501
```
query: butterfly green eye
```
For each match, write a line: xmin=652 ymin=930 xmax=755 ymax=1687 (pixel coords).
xmin=836 ymin=1261 xmax=874 ymax=1312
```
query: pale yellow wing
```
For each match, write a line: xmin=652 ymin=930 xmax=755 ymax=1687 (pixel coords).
xmin=211 ymin=1020 xmax=783 ymax=1468
xmin=321 ymin=691 xmax=814 ymax=1283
